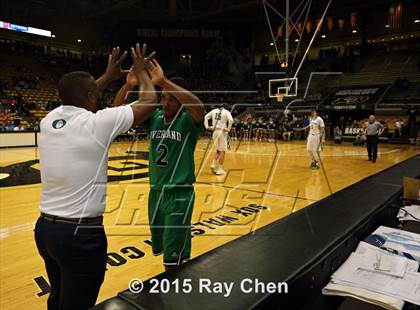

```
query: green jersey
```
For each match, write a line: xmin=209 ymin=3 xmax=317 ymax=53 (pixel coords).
xmin=144 ymin=109 xmax=203 ymax=190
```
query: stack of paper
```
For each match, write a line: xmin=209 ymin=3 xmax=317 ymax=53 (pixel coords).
xmin=397 ymin=205 xmax=420 ymax=222
xmin=322 ymin=241 xmax=420 ymax=310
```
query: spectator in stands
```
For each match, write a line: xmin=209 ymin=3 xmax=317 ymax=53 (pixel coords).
xmin=294 ymin=122 xmax=304 ymax=140
xmin=282 ymin=120 xmax=293 ymax=141
xmin=382 ymin=122 xmax=389 ymax=138
xmin=353 ymin=129 xmax=366 ymax=146
xmin=407 ymin=107 xmax=417 ymax=128
xmin=2 ymin=110 xmax=12 ymax=129
xmin=395 ymin=119 xmax=404 ymax=137
xmin=334 ymin=126 xmax=343 ymax=144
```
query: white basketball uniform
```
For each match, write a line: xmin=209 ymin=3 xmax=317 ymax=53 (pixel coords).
xmin=205 ymin=108 xmax=233 ymax=151
xmin=306 ymin=116 xmax=325 ymax=152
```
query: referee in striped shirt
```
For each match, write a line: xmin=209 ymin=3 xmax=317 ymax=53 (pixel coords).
xmin=364 ymin=115 xmax=384 ymax=163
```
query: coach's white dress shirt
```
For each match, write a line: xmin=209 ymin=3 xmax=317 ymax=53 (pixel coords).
xmin=38 ymin=105 xmax=133 ymax=218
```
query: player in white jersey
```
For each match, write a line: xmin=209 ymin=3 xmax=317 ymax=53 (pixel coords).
xmin=306 ymin=110 xmax=325 ymax=170
xmin=204 ymin=103 xmax=234 ymax=175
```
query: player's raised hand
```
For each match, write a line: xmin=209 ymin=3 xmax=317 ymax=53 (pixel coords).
xmin=104 ymin=47 xmax=128 ymax=81
xmin=130 ymin=43 xmax=156 ymax=76
xmin=148 ymin=59 xmax=165 ymax=86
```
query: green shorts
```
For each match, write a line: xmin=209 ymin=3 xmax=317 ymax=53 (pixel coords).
xmin=148 ymin=186 xmax=194 ymax=266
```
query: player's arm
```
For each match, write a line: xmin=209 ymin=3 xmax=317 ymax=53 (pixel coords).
xmin=320 ymin=119 xmax=325 ymax=142
xmin=96 ymin=47 xmax=128 ymax=92
xmin=128 ymin=43 xmax=157 ymax=127
xmin=112 ymin=69 xmax=138 ymax=107
xmin=149 ymin=59 xmax=204 ymax=124
xmin=224 ymin=111 xmax=234 ymax=132
xmin=204 ymin=110 xmax=214 ymax=130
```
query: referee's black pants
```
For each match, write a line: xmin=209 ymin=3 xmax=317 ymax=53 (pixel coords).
xmin=34 ymin=217 xmax=107 ymax=310
xmin=366 ymin=134 xmax=378 ymax=161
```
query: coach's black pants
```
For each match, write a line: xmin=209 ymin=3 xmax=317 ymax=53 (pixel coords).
xmin=34 ymin=218 xmax=107 ymax=310
xmin=366 ymin=134 xmax=378 ymax=160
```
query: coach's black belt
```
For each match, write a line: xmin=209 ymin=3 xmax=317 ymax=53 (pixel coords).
xmin=40 ymin=213 xmax=103 ymax=225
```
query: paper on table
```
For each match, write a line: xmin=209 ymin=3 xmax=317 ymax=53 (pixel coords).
xmin=366 ymin=226 xmax=420 ymax=262
xmin=354 ymin=242 xmax=412 ymax=277
xmin=355 ymin=241 xmax=419 ymax=272
xmin=398 ymin=205 xmax=420 ymax=222
xmin=331 ymin=253 xmax=420 ymax=305
xmin=323 ymin=281 xmax=405 ymax=310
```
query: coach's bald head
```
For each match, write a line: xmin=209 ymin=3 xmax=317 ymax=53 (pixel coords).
xmin=58 ymin=71 xmax=99 ymax=112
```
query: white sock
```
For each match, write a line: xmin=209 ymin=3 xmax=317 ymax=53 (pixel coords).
xmin=218 ymin=165 xmax=223 ymax=170
xmin=212 ymin=160 xmax=216 ymax=167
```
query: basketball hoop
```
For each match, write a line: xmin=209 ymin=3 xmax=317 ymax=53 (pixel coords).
xmin=276 ymin=93 xmax=284 ymax=103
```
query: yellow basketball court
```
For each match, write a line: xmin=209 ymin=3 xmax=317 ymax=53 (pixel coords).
xmin=0 ymin=139 xmax=418 ymax=309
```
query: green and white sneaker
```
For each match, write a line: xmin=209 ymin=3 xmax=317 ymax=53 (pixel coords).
xmin=311 ymin=161 xmax=320 ymax=170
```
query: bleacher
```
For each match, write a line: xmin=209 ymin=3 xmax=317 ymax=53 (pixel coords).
xmin=380 ymin=82 xmax=420 ymax=108
xmin=291 ymin=50 xmax=420 ymax=108
xmin=326 ymin=50 xmax=420 ymax=87
xmin=0 ymin=53 xmax=60 ymax=127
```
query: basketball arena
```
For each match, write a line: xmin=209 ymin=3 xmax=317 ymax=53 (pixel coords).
xmin=0 ymin=1 xmax=419 ymax=309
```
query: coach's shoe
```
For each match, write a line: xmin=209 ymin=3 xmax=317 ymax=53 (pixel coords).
xmin=216 ymin=167 xmax=226 ymax=175
xmin=372 ymin=159 xmax=376 ymax=163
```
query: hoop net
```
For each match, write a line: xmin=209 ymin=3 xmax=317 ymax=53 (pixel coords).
xmin=276 ymin=92 xmax=285 ymax=102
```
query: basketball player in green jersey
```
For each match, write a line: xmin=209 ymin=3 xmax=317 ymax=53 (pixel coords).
xmin=113 ymin=59 xmax=204 ymax=269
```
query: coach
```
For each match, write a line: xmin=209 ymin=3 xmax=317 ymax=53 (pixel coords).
xmin=34 ymin=44 xmax=156 ymax=310
xmin=364 ymin=115 xmax=384 ymax=163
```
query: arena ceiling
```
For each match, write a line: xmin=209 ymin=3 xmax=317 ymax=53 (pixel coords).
xmin=6 ymin=0 xmax=412 ymax=24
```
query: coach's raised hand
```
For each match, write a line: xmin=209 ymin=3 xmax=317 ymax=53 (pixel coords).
xmin=129 ymin=43 xmax=157 ymax=126
xmin=112 ymin=44 xmax=156 ymax=108
xmin=96 ymin=46 xmax=128 ymax=91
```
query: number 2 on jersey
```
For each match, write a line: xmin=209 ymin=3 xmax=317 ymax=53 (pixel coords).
xmin=156 ymin=144 xmax=168 ymax=166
